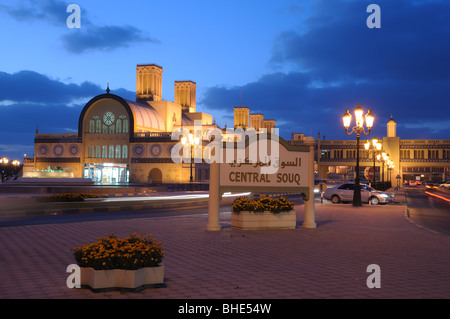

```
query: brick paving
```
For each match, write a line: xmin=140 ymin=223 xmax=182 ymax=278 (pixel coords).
xmin=0 ymin=195 xmax=449 ymax=299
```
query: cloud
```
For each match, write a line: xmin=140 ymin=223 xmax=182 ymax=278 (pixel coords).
xmin=199 ymin=0 xmax=450 ymax=141
xmin=0 ymin=70 xmax=103 ymax=104
xmin=0 ymin=0 xmax=67 ymax=25
xmin=270 ymin=0 xmax=450 ymax=82
xmin=0 ymin=69 xmax=136 ymax=160
xmin=0 ymin=70 xmax=136 ymax=106
xmin=0 ymin=0 xmax=159 ymax=54
xmin=61 ymin=25 xmax=159 ymax=54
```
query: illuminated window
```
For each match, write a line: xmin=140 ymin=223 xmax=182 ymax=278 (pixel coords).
xmin=123 ymin=119 xmax=129 ymax=133
xmin=96 ymin=119 xmax=101 ymax=133
xmin=102 ymin=124 xmax=108 ymax=133
xmin=116 ymin=119 xmax=122 ymax=133
xmin=122 ymin=145 xmax=128 ymax=159
xmin=109 ymin=145 xmax=114 ymax=158
xmin=88 ymin=145 xmax=94 ymax=158
xmin=102 ymin=145 xmax=107 ymax=158
xmin=115 ymin=145 xmax=121 ymax=158
xmin=95 ymin=145 xmax=101 ymax=158
xmin=109 ymin=124 xmax=115 ymax=133
xmin=89 ymin=120 xmax=95 ymax=133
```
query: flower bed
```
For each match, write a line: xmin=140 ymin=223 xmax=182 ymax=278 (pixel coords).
xmin=231 ymin=197 xmax=296 ymax=230
xmin=39 ymin=193 xmax=107 ymax=202
xmin=72 ymin=233 xmax=165 ymax=291
xmin=232 ymin=196 xmax=294 ymax=214
xmin=73 ymin=233 xmax=164 ymax=270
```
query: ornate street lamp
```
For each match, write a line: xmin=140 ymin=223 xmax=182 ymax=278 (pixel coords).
xmin=376 ymin=152 xmax=390 ymax=183
xmin=364 ymin=137 xmax=382 ymax=184
xmin=342 ymin=105 xmax=374 ymax=206
xmin=387 ymin=160 xmax=394 ymax=183
xmin=181 ymin=133 xmax=200 ymax=182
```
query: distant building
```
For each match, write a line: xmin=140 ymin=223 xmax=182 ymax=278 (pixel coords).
xmin=290 ymin=116 xmax=450 ymax=185
xmin=23 ymin=64 xmax=277 ymax=184
xmin=24 ymin=64 xmax=217 ymax=184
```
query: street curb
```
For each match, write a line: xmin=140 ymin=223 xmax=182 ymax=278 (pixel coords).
xmin=402 ymin=190 xmax=441 ymax=236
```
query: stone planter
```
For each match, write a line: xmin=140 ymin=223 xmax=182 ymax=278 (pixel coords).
xmin=231 ymin=210 xmax=296 ymax=230
xmin=80 ymin=263 xmax=164 ymax=292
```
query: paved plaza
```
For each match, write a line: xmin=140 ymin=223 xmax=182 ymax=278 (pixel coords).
xmin=0 ymin=190 xmax=449 ymax=300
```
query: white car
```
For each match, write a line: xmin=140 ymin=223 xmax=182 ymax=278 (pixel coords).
xmin=323 ymin=182 xmax=394 ymax=205
xmin=439 ymin=182 xmax=450 ymax=189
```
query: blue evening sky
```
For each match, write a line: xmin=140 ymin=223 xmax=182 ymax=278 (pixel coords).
xmin=0 ymin=0 xmax=449 ymax=161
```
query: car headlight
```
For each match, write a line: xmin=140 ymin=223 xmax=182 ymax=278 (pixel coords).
xmin=380 ymin=194 xmax=389 ymax=198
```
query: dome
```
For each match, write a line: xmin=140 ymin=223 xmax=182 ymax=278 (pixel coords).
xmin=78 ymin=93 xmax=167 ymax=136
xmin=125 ymin=100 xmax=166 ymax=131
xmin=387 ymin=114 xmax=396 ymax=123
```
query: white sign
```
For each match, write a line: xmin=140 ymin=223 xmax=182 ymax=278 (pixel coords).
xmin=219 ymin=136 xmax=308 ymax=189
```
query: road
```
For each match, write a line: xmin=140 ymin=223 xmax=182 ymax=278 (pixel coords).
xmin=0 ymin=199 xmax=229 ymax=227
xmin=0 ymin=193 xmax=306 ymax=228
xmin=405 ymin=187 xmax=450 ymax=236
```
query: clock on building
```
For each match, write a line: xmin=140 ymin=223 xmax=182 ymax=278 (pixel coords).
xmin=103 ymin=112 xmax=115 ymax=125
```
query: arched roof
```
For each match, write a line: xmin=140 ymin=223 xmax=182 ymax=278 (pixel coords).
xmin=78 ymin=93 xmax=165 ymax=139
xmin=126 ymin=100 xmax=165 ymax=131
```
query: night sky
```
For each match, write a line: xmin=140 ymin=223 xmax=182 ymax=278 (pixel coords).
xmin=1 ymin=0 xmax=449 ymax=161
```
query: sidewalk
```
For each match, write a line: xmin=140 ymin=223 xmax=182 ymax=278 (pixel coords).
xmin=0 ymin=194 xmax=449 ymax=299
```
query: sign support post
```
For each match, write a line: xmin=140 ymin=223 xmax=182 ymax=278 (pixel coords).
xmin=303 ymin=143 xmax=317 ymax=228
xmin=207 ymin=144 xmax=221 ymax=231
xmin=206 ymin=135 xmax=317 ymax=231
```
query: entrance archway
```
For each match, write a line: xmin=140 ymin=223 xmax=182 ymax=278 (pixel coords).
xmin=149 ymin=168 xmax=162 ymax=184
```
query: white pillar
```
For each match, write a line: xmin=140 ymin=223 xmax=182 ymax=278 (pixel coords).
xmin=207 ymin=160 xmax=221 ymax=231
xmin=303 ymin=143 xmax=317 ymax=228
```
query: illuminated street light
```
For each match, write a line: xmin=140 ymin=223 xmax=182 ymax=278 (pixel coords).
xmin=0 ymin=157 xmax=9 ymax=182
xmin=387 ymin=159 xmax=395 ymax=183
xmin=364 ymin=136 xmax=382 ymax=184
xmin=182 ymin=133 xmax=200 ymax=182
xmin=377 ymin=152 xmax=390 ymax=182
xmin=342 ymin=104 xmax=374 ymax=206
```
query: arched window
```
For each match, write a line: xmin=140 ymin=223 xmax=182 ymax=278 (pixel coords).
xmin=89 ymin=119 xmax=95 ymax=133
xmin=115 ymin=145 xmax=121 ymax=158
xmin=102 ymin=145 xmax=107 ymax=158
xmin=122 ymin=145 xmax=128 ymax=159
xmin=116 ymin=119 xmax=122 ymax=133
xmin=102 ymin=124 xmax=108 ymax=133
xmin=96 ymin=119 xmax=101 ymax=133
xmin=123 ymin=119 xmax=129 ymax=133
xmin=109 ymin=124 xmax=115 ymax=133
xmin=95 ymin=145 xmax=101 ymax=158
xmin=109 ymin=145 xmax=114 ymax=158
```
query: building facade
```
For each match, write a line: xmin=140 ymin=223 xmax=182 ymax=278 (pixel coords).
xmin=23 ymin=64 xmax=277 ymax=185
xmin=23 ymin=64 xmax=218 ymax=184
xmin=290 ymin=117 xmax=450 ymax=186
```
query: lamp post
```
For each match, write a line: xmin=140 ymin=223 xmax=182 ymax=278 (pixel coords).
xmin=342 ymin=105 xmax=374 ymax=206
xmin=377 ymin=152 xmax=389 ymax=182
xmin=364 ymin=136 xmax=382 ymax=184
xmin=0 ymin=157 xmax=9 ymax=181
xmin=387 ymin=160 xmax=394 ymax=183
xmin=181 ymin=133 xmax=200 ymax=182
xmin=11 ymin=160 xmax=21 ymax=176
